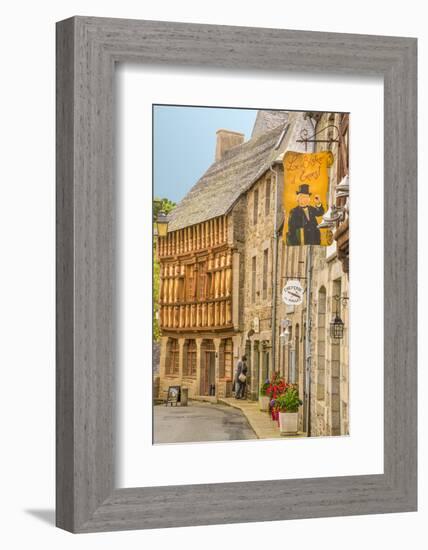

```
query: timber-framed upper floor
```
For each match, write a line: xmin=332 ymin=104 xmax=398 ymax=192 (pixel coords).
xmin=157 ymin=215 xmax=234 ymax=332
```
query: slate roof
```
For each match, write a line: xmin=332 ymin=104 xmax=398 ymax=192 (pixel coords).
xmin=168 ymin=120 xmax=288 ymax=232
xmin=251 ymin=110 xmax=289 ymax=138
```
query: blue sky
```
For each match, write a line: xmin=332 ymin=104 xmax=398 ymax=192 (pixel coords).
xmin=153 ymin=105 xmax=257 ymax=204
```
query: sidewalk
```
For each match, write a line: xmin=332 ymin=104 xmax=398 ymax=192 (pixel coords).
xmin=218 ymin=397 xmax=306 ymax=440
xmin=218 ymin=397 xmax=306 ymax=439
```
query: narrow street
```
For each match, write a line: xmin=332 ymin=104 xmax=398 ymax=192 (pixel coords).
xmin=154 ymin=401 xmax=257 ymax=444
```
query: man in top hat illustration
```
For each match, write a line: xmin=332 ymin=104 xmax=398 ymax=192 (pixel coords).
xmin=286 ymin=183 xmax=325 ymax=245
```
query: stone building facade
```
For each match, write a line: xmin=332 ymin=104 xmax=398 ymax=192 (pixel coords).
xmin=240 ymin=111 xmax=314 ymax=400
xmin=273 ymin=112 xmax=350 ymax=436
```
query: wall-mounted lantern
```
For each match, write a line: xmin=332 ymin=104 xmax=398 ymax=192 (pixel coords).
xmin=330 ymin=314 xmax=345 ymax=339
xmin=317 ymin=205 xmax=345 ymax=229
xmin=329 ymin=295 xmax=349 ymax=340
xmin=318 ymin=176 xmax=350 ymax=230
xmin=279 ymin=319 xmax=292 ymax=344
xmin=335 ymin=175 xmax=349 ymax=199
xmin=156 ymin=210 xmax=169 ymax=237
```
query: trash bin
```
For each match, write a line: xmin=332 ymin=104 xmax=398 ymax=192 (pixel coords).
xmin=180 ymin=387 xmax=188 ymax=406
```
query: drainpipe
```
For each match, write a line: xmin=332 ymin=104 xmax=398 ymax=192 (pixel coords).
xmin=304 ymin=245 xmax=313 ymax=436
xmin=269 ymin=164 xmax=280 ymax=378
xmin=303 ymin=114 xmax=316 ymax=436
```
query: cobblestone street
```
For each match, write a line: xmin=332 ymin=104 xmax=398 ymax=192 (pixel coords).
xmin=154 ymin=401 xmax=257 ymax=444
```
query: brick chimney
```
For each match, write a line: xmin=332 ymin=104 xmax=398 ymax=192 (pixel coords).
xmin=215 ymin=129 xmax=245 ymax=161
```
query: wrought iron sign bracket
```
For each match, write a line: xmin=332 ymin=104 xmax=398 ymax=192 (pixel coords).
xmin=296 ymin=124 xmax=340 ymax=151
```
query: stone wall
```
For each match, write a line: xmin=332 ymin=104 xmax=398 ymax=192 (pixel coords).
xmin=274 ymin=112 xmax=350 ymax=436
xmin=242 ymin=170 xmax=278 ymax=398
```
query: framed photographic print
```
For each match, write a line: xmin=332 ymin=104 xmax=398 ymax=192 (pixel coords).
xmin=56 ymin=17 xmax=417 ymax=533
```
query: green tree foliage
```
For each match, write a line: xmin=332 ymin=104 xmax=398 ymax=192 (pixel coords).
xmin=153 ymin=197 xmax=176 ymax=341
xmin=153 ymin=197 xmax=176 ymax=222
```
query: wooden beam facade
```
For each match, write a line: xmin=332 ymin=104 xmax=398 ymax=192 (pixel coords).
xmin=157 ymin=215 xmax=233 ymax=332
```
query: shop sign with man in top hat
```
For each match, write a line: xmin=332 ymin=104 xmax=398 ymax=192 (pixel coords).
xmin=283 ymin=150 xmax=334 ymax=246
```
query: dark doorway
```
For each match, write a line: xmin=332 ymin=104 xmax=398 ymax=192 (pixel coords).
xmin=253 ymin=341 xmax=260 ymax=400
xmin=245 ymin=340 xmax=252 ymax=396
xmin=261 ymin=346 xmax=270 ymax=383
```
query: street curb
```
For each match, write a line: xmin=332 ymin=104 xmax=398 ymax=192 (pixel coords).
xmin=218 ymin=399 xmax=306 ymax=439
xmin=217 ymin=398 xmax=264 ymax=439
xmin=188 ymin=396 xmax=218 ymax=404
xmin=217 ymin=398 xmax=250 ymax=411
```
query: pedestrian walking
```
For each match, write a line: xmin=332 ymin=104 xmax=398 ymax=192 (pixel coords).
xmin=234 ymin=355 xmax=248 ymax=399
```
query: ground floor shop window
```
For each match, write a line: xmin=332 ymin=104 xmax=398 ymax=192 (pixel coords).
xmin=165 ymin=337 xmax=179 ymax=376
xmin=184 ymin=339 xmax=197 ymax=377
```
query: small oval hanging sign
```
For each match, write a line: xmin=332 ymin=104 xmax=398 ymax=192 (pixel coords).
xmin=282 ymin=279 xmax=304 ymax=305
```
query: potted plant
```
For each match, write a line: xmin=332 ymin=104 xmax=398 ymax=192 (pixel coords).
xmin=259 ymin=381 xmax=270 ymax=411
xmin=275 ymin=385 xmax=303 ymax=435
xmin=265 ymin=375 xmax=286 ymax=413
xmin=261 ymin=373 xmax=283 ymax=412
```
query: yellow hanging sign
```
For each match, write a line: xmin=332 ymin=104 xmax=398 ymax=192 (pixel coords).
xmin=283 ymin=150 xmax=334 ymax=246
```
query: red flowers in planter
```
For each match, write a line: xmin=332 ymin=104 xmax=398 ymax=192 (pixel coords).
xmin=265 ymin=377 xmax=290 ymax=401
xmin=264 ymin=374 xmax=302 ymax=427
xmin=265 ymin=374 xmax=287 ymax=421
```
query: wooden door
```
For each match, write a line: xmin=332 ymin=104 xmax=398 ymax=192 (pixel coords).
xmin=200 ymin=340 xmax=216 ymax=396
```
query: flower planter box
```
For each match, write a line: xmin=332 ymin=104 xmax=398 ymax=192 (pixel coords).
xmin=259 ymin=395 xmax=270 ymax=411
xmin=279 ymin=412 xmax=298 ymax=434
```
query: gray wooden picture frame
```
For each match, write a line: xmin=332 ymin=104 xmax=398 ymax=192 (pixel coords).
xmin=56 ymin=16 xmax=417 ymax=533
